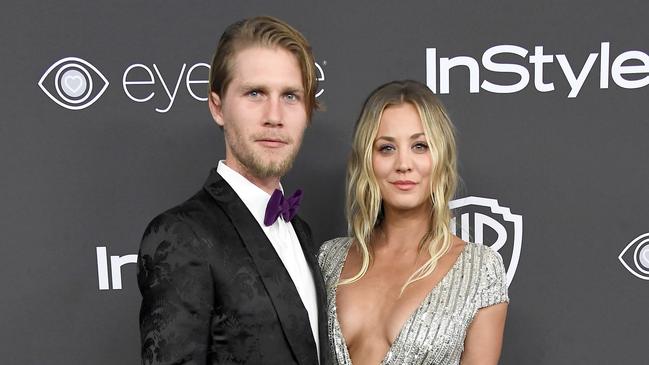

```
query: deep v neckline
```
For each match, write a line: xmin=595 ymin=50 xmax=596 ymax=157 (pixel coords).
xmin=331 ymin=239 xmax=468 ymax=364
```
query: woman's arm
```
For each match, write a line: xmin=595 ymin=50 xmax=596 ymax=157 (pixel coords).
xmin=461 ymin=302 xmax=508 ymax=365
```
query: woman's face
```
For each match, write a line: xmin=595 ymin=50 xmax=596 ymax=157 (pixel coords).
xmin=372 ymin=102 xmax=433 ymax=213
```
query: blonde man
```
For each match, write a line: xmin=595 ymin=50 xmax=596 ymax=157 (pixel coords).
xmin=138 ymin=16 xmax=327 ymax=365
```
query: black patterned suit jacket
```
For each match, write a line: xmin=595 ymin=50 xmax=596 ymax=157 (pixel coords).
xmin=137 ymin=169 xmax=329 ymax=365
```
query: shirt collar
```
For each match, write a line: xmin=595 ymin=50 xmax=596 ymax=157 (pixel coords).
xmin=216 ymin=160 xmax=284 ymax=227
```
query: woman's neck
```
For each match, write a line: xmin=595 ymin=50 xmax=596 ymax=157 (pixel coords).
xmin=374 ymin=205 xmax=431 ymax=253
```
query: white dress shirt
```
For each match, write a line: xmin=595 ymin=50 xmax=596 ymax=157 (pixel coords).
xmin=217 ymin=161 xmax=320 ymax=360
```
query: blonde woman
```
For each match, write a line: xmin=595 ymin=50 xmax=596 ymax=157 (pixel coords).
xmin=319 ymin=80 xmax=509 ymax=365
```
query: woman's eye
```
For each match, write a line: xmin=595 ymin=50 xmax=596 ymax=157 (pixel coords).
xmin=413 ymin=142 xmax=429 ymax=152
xmin=378 ymin=144 xmax=395 ymax=153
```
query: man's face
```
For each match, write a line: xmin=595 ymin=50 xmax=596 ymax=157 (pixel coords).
xmin=209 ymin=46 xmax=308 ymax=180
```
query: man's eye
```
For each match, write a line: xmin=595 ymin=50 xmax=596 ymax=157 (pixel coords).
xmin=247 ymin=90 xmax=260 ymax=97
xmin=284 ymin=93 xmax=300 ymax=102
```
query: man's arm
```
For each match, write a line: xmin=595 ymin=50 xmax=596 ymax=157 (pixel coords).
xmin=138 ymin=213 xmax=214 ymax=365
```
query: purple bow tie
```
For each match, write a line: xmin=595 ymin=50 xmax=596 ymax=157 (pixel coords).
xmin=264 ymin=189 xmax=303 ymax=226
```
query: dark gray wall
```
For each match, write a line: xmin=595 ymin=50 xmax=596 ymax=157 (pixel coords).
xmin=2 ymin=1 xmax=648 ymax=364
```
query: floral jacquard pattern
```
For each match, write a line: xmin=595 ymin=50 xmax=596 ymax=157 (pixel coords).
xmin=137 ymin=169 xmax=328 ymax=365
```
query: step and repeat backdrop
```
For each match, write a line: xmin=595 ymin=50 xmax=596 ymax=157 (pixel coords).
xmin=1 ymin=1 xmax=648 ymax=364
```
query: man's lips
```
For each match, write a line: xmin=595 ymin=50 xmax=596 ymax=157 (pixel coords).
xmin=391 ymin=180 xmax=417 ymax=191
xmin=256 ymin=138 xmax=288 ymax=148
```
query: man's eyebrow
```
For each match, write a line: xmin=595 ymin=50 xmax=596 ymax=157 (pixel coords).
xmin=235 ymin=84 xmax=304 ymax=94
xmin=237 ymin=83 xmax=266 ymax=91
xmin=282 ymin=86 xmax=304 ymax=93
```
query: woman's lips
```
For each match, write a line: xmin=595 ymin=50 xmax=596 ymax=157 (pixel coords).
xmin=391 ymin=180 xmax=417 ymax=191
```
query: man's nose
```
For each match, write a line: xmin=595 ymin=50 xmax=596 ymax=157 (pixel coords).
xmin=263 ymin=96 xmax=283 ymax=126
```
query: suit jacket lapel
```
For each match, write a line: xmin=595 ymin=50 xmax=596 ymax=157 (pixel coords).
xmin=291 ymin=216 xmax=330 ymax=365
xmin=203 ymin=170 xmax=318 ymax=365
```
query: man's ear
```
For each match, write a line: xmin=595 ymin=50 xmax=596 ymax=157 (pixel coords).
xmin=208 ymin=92 xmax=225 ymax=127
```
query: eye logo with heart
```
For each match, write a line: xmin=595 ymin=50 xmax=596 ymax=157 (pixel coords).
xmin=38 ymin=57 xmax=109 ymax=110
xmin=619 ymin=232 xmax=649 ymax=280
xmin=62 ymin=72 xmax=85 ymax=96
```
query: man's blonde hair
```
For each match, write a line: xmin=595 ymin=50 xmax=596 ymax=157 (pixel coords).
xmin=209 ymin=16 xmax=319 ymax=119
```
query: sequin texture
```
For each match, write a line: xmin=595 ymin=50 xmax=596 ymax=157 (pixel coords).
xmin=318 ymin=237 xmax=509 ymax=365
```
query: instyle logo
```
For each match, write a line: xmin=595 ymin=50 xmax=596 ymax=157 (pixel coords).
xmin=618 ymin=232 xmax=649 ymax=280
xmin=39 ymin=57 xmax=326 ymax=112
xmin=449 ymin=196 xmax=522 ymax=286
xmin=38 ymin=57 xmax=109 ymax=110
xmin=96 ymin=246 xmax=137 ymax=290
xmin=426 ymin=42 xmax=649 ymax=97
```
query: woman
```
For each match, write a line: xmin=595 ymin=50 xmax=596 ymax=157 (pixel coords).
xmin=319 ymin=80 xmax=509 ymax=365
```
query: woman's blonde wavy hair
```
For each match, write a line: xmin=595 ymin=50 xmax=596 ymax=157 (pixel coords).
xmin=343 ymin=80 xmax=458 ymax=292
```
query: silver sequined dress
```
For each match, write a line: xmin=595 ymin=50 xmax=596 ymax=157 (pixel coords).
xmin=318 ymin=237 xmax=509 ymax=365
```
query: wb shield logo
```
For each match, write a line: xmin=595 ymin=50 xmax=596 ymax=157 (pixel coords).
xmin=38 ymin=57 xmax=109 ymax=110
xmin=449 ymin=196 xmax=522 ymax=286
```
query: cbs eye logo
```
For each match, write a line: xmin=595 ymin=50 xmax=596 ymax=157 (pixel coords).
xmin=38 ymin=57 xmax=109 ymax=110
xmin=619 ymin=232 xmax=649 ymax=280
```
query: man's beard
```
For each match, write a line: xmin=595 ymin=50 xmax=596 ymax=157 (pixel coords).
xmin=225 ymin=127 xmax=300 ymax=179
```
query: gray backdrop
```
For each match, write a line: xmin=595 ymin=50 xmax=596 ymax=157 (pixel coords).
xmin=2 ymin=1 xmax=648 ymax=364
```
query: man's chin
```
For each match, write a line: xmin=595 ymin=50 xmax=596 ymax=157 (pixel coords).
xmin=248 ymin=157 xmax=294 ymax=179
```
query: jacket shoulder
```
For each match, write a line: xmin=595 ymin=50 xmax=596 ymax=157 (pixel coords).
xmin=139 ymin=189 xmax=222 ymax=254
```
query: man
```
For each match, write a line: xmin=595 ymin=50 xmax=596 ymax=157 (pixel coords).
xmin=137 ymin=16 xmax=328 ymax=365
